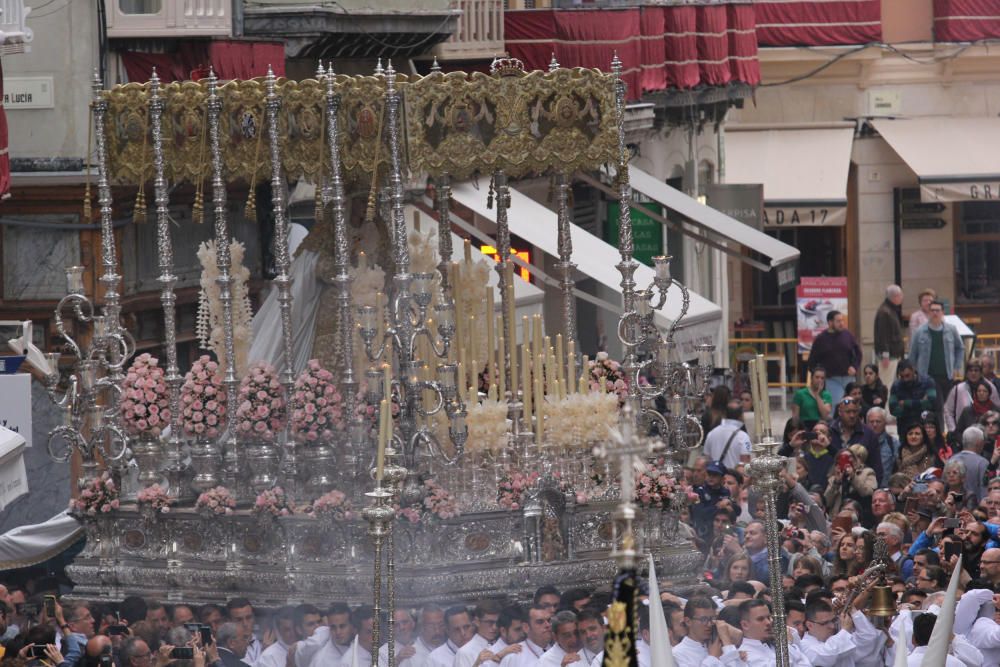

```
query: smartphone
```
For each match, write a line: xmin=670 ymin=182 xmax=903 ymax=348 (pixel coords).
xmin=836 ymin=450 xmax=853 ymax=472
xmin=44 ymin=595 xmax=56 ymax=617
xmin=802 ymin=431 xmax=818 ymax=442
xmin=905 ymin=497 xmax=920 ymax=514
xmin=28 ymin=645 xmax=47 ymax=659
xmin=99 ymin=655 xmax=113 ymax=667
xmin=107 ymin=625 xmax=129 ymax=636
xmin=200 ymin=625 xmax=213 ymax=646
xmin=944 ymin=541 xmax=962 ymax=560
xmin=913 ymin=482 xmax=929 ymax=495
xmin=943 ymin=518 xmax=961 ymax=529
xmin=953 ymin=493 xmax=965 ymax=505
xmin=16 ymin=602 xmax=39 ymax=617
xmin=832 ymin=515 xmax=853 ymax=534
xmin=171 ymin=648 xmax=195 ymax=660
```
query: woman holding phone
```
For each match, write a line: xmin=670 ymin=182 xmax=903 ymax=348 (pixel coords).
xmin=792 ymin=367 xmax=833 ymax=429
xmin=896 ymin=423 xmax=936 ymax=479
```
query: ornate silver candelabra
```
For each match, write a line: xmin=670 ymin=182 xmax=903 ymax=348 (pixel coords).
xmin=45 ymin=72 xmax=132 ymax=490
xmin=357 ymin=63 xmax=468 ymax=505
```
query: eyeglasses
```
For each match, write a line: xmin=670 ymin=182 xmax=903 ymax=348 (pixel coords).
xmin=689 ymin=616 xmax=715 ymax=624
xmin=840 ymin=397 xmax=856 ymax=405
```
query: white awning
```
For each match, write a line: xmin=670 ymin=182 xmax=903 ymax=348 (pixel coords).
xmin=449 ymin=182 xmax=724 ymax=360
xmin=872 ymin=117 xmax=1000 ymax=202
xmin=0 ymin=512 xmax=83 ymax=571
xmin=626 ymin=166 xmax=800 ymax=269
xmin=725 ymin=124 xmax=856 ymax=227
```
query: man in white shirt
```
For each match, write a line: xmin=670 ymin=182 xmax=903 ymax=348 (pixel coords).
xmin=283 ymin=605 xmax=323 ymax=667
xmin=338 ymin=607 xmax=375 ymax=667
xmin=908 ymin=612 xmax=967 ymax=667
xmin=378 ymin=609 xmax=420 ymax=667
xmin=428 ymin=606 xmax=476 ymax=667
xmin=730 ymin=599 xmax=812 ymax=667
xmin=499 ymin=605 xmax=552 ymax=667
xmin=255 ymin=607 xmax=298 ymax=667
xmin=955 ymin=588 xmax=1000 ymax=666
xmin=704 ymin=402 xmax=752 ymax=471
xmin=538 ymin=611 xmax=585 ymax=667
xmin=488 ymin=605 xmax=527 ymax=666
xmin=407 ymin=604 xmax=448 ymax=667
xmin=672 ymin=597 xmax=746 ymax=667
xmin=799 ymin=600 xmax=856 ymax=667
xmin=456 ymin=602 xmax=502 ymax=667
xmin=574 ymin=609 xmax=602 ymax=666
xmin=294 ymin=603 xmax=355 ymax=667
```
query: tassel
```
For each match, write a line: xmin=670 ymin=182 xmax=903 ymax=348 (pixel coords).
xmin=487 ymin=175 xmax=495 ymax=210
xmin=314 ymin=179 xmax=324 ymax=223
xmin=244 ymin=190 xmax=257 ymax=224
xmin=193 ymin=188 xmax=204 ymax=225
xmin=365 ymin=189 xmax=377 ymax=224
xmin=133 ymin=190 xmax=146 ymax=224
xmin=82 ymin=185 xmax=92 ymax=222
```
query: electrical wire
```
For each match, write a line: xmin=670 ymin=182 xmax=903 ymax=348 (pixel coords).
xmin=760 ymin=39 xmax=1000 ymax=88
xmin=325 ymin=1 xmax=458 ymax=53
xmin=28 ymin=0 xmax=74 ymax=19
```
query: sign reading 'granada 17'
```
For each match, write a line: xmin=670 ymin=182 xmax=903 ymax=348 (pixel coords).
xmin=921 ymin=181 xmax=1000 ymax=202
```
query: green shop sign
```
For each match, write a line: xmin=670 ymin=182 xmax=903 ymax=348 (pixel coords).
xmin=605 ymin=201 xmax=664 ymax=267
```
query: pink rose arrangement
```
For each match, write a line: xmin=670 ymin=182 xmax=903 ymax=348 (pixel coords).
xmin=121 ymin=353 xmax=170 ymax=437
xmin=587 ymin=351 xmax=628 ymax=403
xmin=423 ymin=478 xmax=459 ymax=520
xmin=635 ymin=458 xmax=697 ymax=508
xmin=70 ymin=472 xmax=120 ymax=516
xmin=355 ymin=383 xmax=400 ymax=427
xmin=137 ymin=483 xmax=172 ymax=513
xmin=396 ymin=506 xmax=422 ymax=523
xmin=290 ymin=360 xmax=344 ymax=444
xmin=195 ymin=486 xmax=236 ymax=516
xmin=498 ymin=470 xmax=586 ymax=510
xmin=235 ymin=362 xmax=286 ymax=442
xmin=253 ymin=486 xmax=294 ymax=517
xmin=302 ymin=489 xmax=353 ymax=521
xmin=180 ymin=355 xmax=227 ymax=439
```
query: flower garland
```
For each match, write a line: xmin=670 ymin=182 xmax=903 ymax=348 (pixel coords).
xmin=195 ymin=486 xmax=236 ymax=516
xmin=121 ymin=353 xmax=170 ymax=438
xmin=396 ymin=479 xmax=459 ymax=523
xmin=136 ymin=484 xmax=172 ymax=514
xmin=290 ymin=359 xmax=345 ymax=444
xmin=180 ymin=355 xmax=227 ymax=439
xmin=253 ymin=486 xmax=295 ymax=517
xmin=301 ymin=490 xmax=354 ymax=521
xmin=70 ymin=472 xmax=120 ymax=516
xmin=465 ymin=398 xmax=509 ymax=456
xmin=587 ymin=351 xmax=628 ymax=403
xmin=544 ymin=391 xmax=619 ymax=450
xmin=235 ymin=361 xmax=286 ymax=442
xmin=497 ymin=470 xmax=587 ymax=509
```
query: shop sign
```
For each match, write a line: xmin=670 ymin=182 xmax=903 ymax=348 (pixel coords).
xmin=706 ymin=183 xmax=763 ymax=230
xmin=922 ymin=181 xmax=1000 ymax=203
xmin=796 ymin=277 xmax=848 ymax=354
xmin=763 ymin=206 xmax=846 ymax=227
xmin=606 ymin=201 xmax=663 ymax=267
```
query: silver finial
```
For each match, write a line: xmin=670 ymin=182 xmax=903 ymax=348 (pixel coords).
xmin=91 ymin=68 xmax=103 ymax=96
xmin=385 ymin=60 xmax=396 ymax=91
xmin=431 ymin=57 xmax=441 ymax=73
xmin=549 ymin=54 xmax=559 ymax=71
xmin=316 ymin=61 xmax=326 ymax=80
xmin=375 ymin=58 xmax=384 ymax=75
xmin=265 ymin=65 xmax=277 ymax=96
xmin=206 ymin=67 xmax=218 ymax=97
xmin=150 ymin=67 xmax=160 ymax=87
xmin=611 ymin=53 xmax=622 ymax=75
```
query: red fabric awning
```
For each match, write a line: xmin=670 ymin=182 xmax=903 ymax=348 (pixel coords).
xmin=934 ymin=0 xmax=1000 ymax=41
xmin=121 ymin=40 xmax=286 ymax=83
xmin=0 ymin=59 xmax=9 ymax=200
xmin=754 ymin=0 xmax=881 ymax=46
xmin=505 ymin=4 xmax=760 ymax=99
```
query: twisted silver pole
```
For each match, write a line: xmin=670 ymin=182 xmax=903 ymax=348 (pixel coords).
xmin=206 ymin=70 xmax=241 ymax=489
xmin=493 ymin=170 xmax=514 ymax=397
xmin=265 ymin=67 xmax=299 ymax=493
xmin=324 ymin=65 xmax=358 ymax=417
xmin=554 ymin=172 xmax=577 ymax=374
xmin=435 ymin=174 xmax=453 ymax=292
xmin=150 ymin=71 xmax=187 ymax=498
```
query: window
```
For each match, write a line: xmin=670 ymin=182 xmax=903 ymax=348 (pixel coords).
xmin=119 ymin=0 xmax=162 ymax=15
xmin=754 ymin=227 xmax=841 ymax=309
xmin=956 ymin=200 xmax=1000 ymax=304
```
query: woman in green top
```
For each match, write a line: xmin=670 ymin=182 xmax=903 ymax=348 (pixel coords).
xmin=793 ymin=366 xmax=833 ymax=428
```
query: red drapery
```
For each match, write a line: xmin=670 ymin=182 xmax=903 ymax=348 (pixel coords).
xmin=934 ymin=0 xmax=1000 ymax=41
xmin=0 ymin=59 xmax=9 ymax=200
xmin=505 ymin=4 xmax=760 ymax=99
xmin=121 ymin=40 xmax=285 ymax=83
xmin=754 ymin=0 xmax=881 ymax=46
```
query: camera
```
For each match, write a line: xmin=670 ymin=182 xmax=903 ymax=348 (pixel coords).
xmin=28 ymin=645 xmax=47 ymax=659
xmin=171 ymin=648 xmax=195 ymax=660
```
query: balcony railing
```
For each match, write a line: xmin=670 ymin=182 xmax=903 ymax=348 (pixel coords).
xmin=1 ymin=0 xmax=33 ymax=54
xmin=432 ymin=0 xmax=503 ymax=60
xmin=107 ymin=0 xmax=231 ymax=38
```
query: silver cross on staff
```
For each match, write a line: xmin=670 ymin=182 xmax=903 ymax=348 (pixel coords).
xmin=593 ymin=404 xmax=664 ymax=568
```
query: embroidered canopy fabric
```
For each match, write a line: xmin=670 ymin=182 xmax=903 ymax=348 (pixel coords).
xmin=504 ymin=4 xmax=760 ymax=100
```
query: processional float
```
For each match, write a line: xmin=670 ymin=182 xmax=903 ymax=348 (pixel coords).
xmin=45 ymin=55 xmax=726 ymax=623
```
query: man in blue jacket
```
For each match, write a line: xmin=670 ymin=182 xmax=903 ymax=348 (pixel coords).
xmin=909 ymin=301 xmax=965 ymax=398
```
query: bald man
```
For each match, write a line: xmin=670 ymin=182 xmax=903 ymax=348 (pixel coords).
xmin=981 ymin=548 xmax=1000 ymax=587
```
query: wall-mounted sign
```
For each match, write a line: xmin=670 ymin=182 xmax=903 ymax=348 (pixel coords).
xmin=922 ymin=180 xmax=1000 ymax=202
xmin=796 ymin=277 xmax=849 ymax=354
xmin=706 ymin=183 xmax=763 ymax=230
xmin=606 ymin=201 xmax=664 ymax=267
xmin=763 ymin=206 xmax=846 ymax=227
xmin=3 ymin=76 xmax=54 ymax=110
